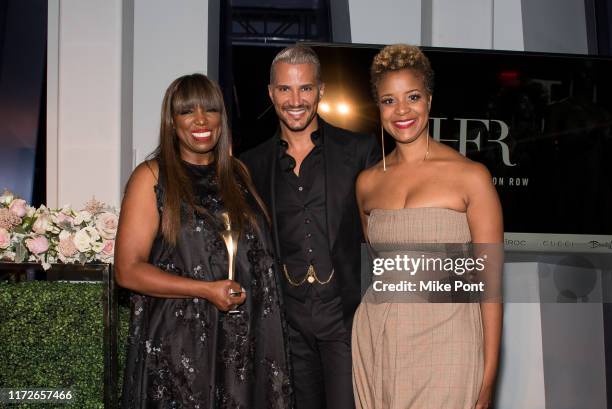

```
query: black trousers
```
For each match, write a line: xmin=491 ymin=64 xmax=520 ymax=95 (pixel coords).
xmin=285 ymin=293 xmax=355 ymax=409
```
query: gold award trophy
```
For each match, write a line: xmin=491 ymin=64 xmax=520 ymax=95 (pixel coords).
xmin=220 ymin=211 xmax=242 ymax=314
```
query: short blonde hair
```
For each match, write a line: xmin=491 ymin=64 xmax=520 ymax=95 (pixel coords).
xmin=370 ymin=44 xmax=434 ymax=98
xmin=270 ymin=45 xmax=321 ymax=84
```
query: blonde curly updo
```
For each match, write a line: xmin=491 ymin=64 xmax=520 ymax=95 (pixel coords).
xmin=370 ymin=44 xmax=434 ymax=99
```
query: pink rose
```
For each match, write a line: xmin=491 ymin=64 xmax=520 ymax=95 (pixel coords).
xmin=101 ymin=239 xmax=115 ymax=256
xmin=9 ymin=199 xmax=27 ymax=217
xmin=0 ymin=228 xmax=10 ymax=249
xmin=55 ymin=212 xmax=74 ymax=227
xmin=58 ymin=235 xmax=78 ymax=257
xmin=95 ymin=212 xmax=118 ymax=240
xmin=25 ymin=235 xmax=49 ymax=254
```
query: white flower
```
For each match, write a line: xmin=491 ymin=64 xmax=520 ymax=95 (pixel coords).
xmin=59 ymin=230 xmax=71 ymax=241
xmin=32 ymin=214 xmax=51 ymax=234
xmin=1 ymin=250 xmax=16 ymax=261
xmin=73 ymin=226 xmax=100 ymax=252
xmin=81 ymin=210 xmax=92 ymax=222
xmin=91 ymin=240 xmax=105 ymax=253
xmin=74 ymin=210 xmax=92 ymax=225
xmin=0 ymin=190 xmax=14 ymax=206
xmin=95 ymin=212 xmax=119 ymax=240
xmin=32 ymin=205 xmax=46 ymax=218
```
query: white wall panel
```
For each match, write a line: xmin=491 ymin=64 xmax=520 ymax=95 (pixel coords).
xmin=493 ymin=0 xmax=524 ymax=50
xmin=49 ymin=0 xmax=122 ymax=208
xmin=349 ymin=0 xmax=422 ymax=45
xmin=431 ymin=0 xmax=493 ymax=49
xmin=132 ymin=0 xmax=209 ymax=170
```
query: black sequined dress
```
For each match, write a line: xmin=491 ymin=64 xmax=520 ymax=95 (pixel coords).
xmin=121 ymin=162 xmax=292 ymax=409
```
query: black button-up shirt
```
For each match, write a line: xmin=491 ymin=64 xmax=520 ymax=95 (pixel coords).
xmin=275 ymin=128 xmax=337 ymax=300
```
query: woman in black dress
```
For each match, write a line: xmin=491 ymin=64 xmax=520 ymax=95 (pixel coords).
xmin=115 ymin=73 xmax=292 ymax=408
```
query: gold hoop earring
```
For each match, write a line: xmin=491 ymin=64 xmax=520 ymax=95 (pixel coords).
xmin=381 ymin=123 xmax=386 ymax=172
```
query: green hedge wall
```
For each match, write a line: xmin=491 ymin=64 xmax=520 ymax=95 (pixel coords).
xmin=0 ymin=281 xmax=129 ymax=408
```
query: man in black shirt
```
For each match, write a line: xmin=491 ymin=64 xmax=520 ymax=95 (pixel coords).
xmin=241 ymin=45 xmax=380 ymax=409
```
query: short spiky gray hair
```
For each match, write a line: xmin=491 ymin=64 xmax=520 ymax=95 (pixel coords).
xmin=269 ymin=45 xmax=322 ymax=84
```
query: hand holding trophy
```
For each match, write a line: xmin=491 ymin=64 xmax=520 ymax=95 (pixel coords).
xmin=220 ymin=211 xmax=243 ymax=314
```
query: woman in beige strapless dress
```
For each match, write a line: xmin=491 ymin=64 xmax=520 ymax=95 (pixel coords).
xmin=352 ymin=45 xmax=503 ymax=409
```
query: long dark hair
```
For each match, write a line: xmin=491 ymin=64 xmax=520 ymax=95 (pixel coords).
xmin=152 ymin=73 xmax=267 ymax=245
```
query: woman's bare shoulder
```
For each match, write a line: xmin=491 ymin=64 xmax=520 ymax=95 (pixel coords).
xmin=460 ymin=159 xmax=493 ymax=186
xmin=432 ymin=141 xmax=470 ymax=164
xmin=433 ymin=143 xmax=490 ymax=178
xmin=357 ymin=160 xmax=386 ymax=192
xmin=125 ymin=160 xmax=159 ymax=194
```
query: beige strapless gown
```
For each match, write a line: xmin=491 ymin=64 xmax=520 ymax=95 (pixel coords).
xmin=352 ymin=208 xmax=483 ymax=409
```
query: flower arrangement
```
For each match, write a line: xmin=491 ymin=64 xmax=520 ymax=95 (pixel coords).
xmin=0 ymin=190 xmax=118 ymax=269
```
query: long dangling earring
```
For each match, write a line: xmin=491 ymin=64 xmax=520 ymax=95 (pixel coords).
xmin=424 ymin=99 xmax=431 ymax=161
xmin=381 ymin=123 xmax=387 ymax=172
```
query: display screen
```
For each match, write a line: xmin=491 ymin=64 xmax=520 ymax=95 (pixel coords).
xmin=232 ymin=43 xmax=612 ymax=238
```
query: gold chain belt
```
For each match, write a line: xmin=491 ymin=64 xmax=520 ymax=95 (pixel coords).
xmin=282 ymin=264 xmax=335 ymax=286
